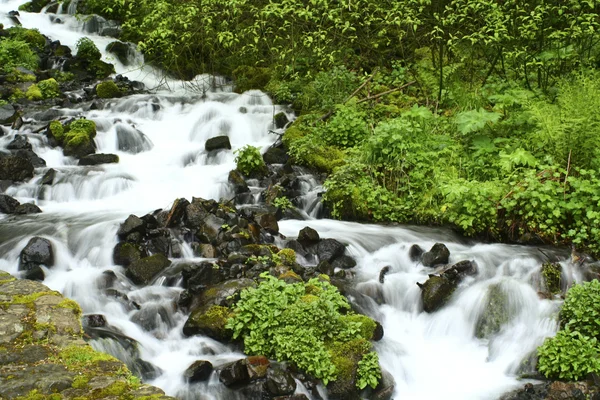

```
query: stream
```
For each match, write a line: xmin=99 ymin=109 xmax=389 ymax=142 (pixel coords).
xmin=0 ymin=1 xmax=573 ymax=399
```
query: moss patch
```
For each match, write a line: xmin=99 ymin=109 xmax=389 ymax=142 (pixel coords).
xmin=96 ymin=80 xmax=121 ymax=98
xmin=339 ymin=314 xmax=377 ymax=341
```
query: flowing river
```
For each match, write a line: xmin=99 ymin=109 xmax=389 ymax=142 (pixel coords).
xmin=0 ymin=1 xmax=574 ymax=399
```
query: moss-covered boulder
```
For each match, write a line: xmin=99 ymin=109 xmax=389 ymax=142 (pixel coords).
xmin=18 ymin=0 xmax=51 ymax=13
xmin=95 ymin=80 xmax=121 ymax=98
xmin=0 ymin=154 xmax=34 ymax=182
xmin=112 ymin=242 xmax=147 ymax=267
xmin=182 ymin=304 xmax=233 ymax=341
xmin=541 ymin=262 xmax=562 ymax=294
xmin=418 ymin=275 xmax=457 ymax=313
xmin=125 ymin=254 xmax=171 ymax=285
xmin=475 ymin=283 xmax=514 ymax=339
xmin=327 ymin=338 xmax=371 ymax=399
xmin=63 ymin=119 xmax=97 ymax=158
xmin=46 ymin=120 xmax=65 ymax=144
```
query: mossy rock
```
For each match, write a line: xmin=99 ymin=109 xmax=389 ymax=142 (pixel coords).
xmin=339 ymin=314 xmax=378 ymax=341
xmin=25 ymin=84 xmax=43 ymax=101
xmin=63 ymin=131 xmax=96 ymax=158
xmin=327 ymin=338 xmax=371 ymax=399
xmin=182 ymin=305 xmax=233 ymax=341
xmin=278 ymin=270 xmax=303 ymax=284
xmin=16 ymin=0 xmax=51 ymax=13
xmin=37 ymin=78 xmax=60 ymax=99
xmin=277 ymin=248 xmax=296 ymax=266
xmin=95 ymin=80 xmax=121 ymax=99
xmin=232 ymin=66 xmax=271 ymax=93
xmin=125 ymin=254 xmax=171 ymax=286
xmin=90 ymin=60 xmax=115 ymax=79
xmin=419 ymin=275 xmax=457 ymax=313
xmin=475 ymin=283 xmax=514 ymax=339
xmin=47 ymin=121 xmax=65 ymax=143
xmin=541 ymin=262 xmax=562 ymax=294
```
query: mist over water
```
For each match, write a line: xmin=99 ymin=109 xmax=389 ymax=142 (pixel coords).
xmin=0 ymin=1 xmax=570 ymax=398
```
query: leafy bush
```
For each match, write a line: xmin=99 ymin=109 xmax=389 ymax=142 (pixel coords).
xmin=76 ymin=37 xmax=101 ymax=61
xmin=537 ymin=329 xmax=600 ymax=380
xmin=559 ymin=280 xmax=600 ymax=338
xmin=37 ymin=78 xmax=61 ymax=99
xmin=8 ymin=27 xmax=46 ymax=50
xmin=273 ymin=196 xmax=293 ymax=210
xmin=234 ymin=145 xmax=267 ymax=177
xmin=227 ymin=272 xmax=380 ymax=387
xmin=356 ymin=351 xmax=382 ymax=390
xmin=0 ymin=39 xmax=39 ymax=73
xmin=322 ymin=102 xmax=369 ymax=148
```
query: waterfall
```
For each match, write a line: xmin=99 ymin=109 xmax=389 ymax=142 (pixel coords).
xmin=0 ymin=1 xmax=571 ymax=399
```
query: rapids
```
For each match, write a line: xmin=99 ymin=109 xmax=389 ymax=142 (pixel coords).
xmin=0 ymin=1 xmax=573 ymax=399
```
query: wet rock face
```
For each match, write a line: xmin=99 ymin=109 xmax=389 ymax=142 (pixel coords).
xmin=205 ymin=135 xmax=231 ymax=151
xmin=422 ymin=243 xmax=450 ymax=267
xmin=0 ymin=155 xmax=34 ymax=182
xmin=219 ymin=359 xmax=250 ymax=387
xmin=0 ymin=194 xmax=20 ymax=214
xmin=125 ymin=254 xmax=171 ymax=285
xmin=419 ymin=275 xmax=457 ymax=313
xmin=264 ymin=367 xmax=297 ymax=396
xmin=184 ymin=360 xmax=214 ymax=383
xmin=18 ymin=237 xmax=54 ymax=281
xmin=78 ymin=153 xmax=119 ymax=165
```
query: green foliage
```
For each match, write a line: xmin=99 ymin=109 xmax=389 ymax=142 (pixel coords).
xmin=25 ymin=84 xmax=42 ymax=101
xmin=48 ymin=121 xmax=65 ymax=143
xmin=37 ymin=78 xmax=61 ymax=99
xmin=273 ymin=196 xmax=293 ymax=211
xmin=0 ymin=38 xmax=39 ymax=73
xmin=227 ymin=272 xmax=380 ymax=387
xmin=234 ymin=145 xmax=267 ymax=177
xmin=455 ymin=108 xmax=502 ymax=135
xmin=96 ymin=81 xmax=121 ymax=98
xmin=76 ymin=37 xmax=101 ymax=61
xmin=8 ymin=27 xmax=46 ymax=50
xmin=559 ymin=280 xmax=600 ymax=338
xmin=322 ymin=103 xmax=369 ymax=148
xmin=537 ymin=329 xmax=600 ymax=380
xmin=356 ymin=351 xmax=381 ymax=390
xmin=68 ymin=119 xmax=96 ymax=138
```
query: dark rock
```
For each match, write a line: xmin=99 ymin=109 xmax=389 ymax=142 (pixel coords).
xmin=408 ymin=244 xmax=424 ymax=262
xmin=14 ymin=149 xmax=46 ymax=168
xmin=165 ymin=198 xmax=190 ymax=227
xmin=422 ymin=243 xmax=450 ymax=267
xmin=332 ymin=255 xmax=357 ymax=270
xmin=39 ymin=169 xmax=56 ymax=185
xmin=78 ymin=153 xmax=119 ymax=165
xmin=83 ymin=314 xmax=107 ymax=328
xmin=18 ymin=237 xmax=54 ymax=281
xmin=443 ymin=260 xmax=477 ymax=278
xmin=228 ymin=169 xmax=249 ymax=194
xmin=183 ymin=304 xmax=232 ymax=341
xmin=219 ymin=359 xmax=250 ymax=387
xmin=14 ymin=203 xmax=42 ymax=214
xmin=131 ymin=303 xmax=176 ymax=331
xmin=379 ymin=266 xmax=391 ymax=283
xmin=373 ymin=321 xmax=385 ymax=341
xmin=205 ymin=136 xmax=231 ymax=151
xmin=257 ymin=212 xmax=279 ymax=233
xmin=475 ymin=283 xmax=513 ymax=339
xmin=116 ymin=125 xmax=153 ymax=154
xmin=370 ymin=369 xmax=395 ymax=400
xmin=126 ymin=254 xmax=171 ymax=285
xmin=196 ymin=214 xmax=225 ymax=244
xmin=246 ymin=355 xmax=270 ymax=380
xmin=317 ymin=261 xmax=334 ymax=276
xmin=0 ymin=155 xmax=34 ymax=181
xmin=117 ymin=215 xmax=146 ymax=239
xmin=315 ymin=238 xmax=345 ymax=263
xmin=298 ymin=226 xmax=319 ymax=245
xmin=105 ymin=41 xmax=135 ymax=65
xmin=0 ymin=104 xmax=17 ymax=125
xmin=418 ymin=275 xmax=457 ymax=313
xmin=263 ymin=146 xmax=289 ymax=165
xmin=181 ymin=262 xmax=224 ymax=288
xmin=184 ymin=203 xmax=208 ymax=229
xmin=112 ymin=242 xmax=147 ymax=267
xmin=265 ymin=367 xmax=296 ymax=396
xmin=7 ymin=135 xmax=31 ymax=150
xmin=184 ymin=360 xmax=213 ymax=383
xmin=273 ymin=112 xmax=289 ymax=129
xmin=189 ymin=278 xmax=256 ymax=310
xmin=0 ymin=194 xmax=20 ymax=214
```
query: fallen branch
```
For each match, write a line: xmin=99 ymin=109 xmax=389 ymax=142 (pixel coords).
xmin=356 ymin=81 xmax=416 ymax=104
xmin=320 ymin=72 xmax=376 ymax=121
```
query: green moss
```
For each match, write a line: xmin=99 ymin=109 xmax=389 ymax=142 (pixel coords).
xmin=197 ymin=305 xmax=232 ymax=331
xmin=327 ymin=338 xmax=371 ymax=387
xmin=68 ymin=119 xmax=96 ymax=138
xmin=10 ymin=291 xmax=60 ymax=304
xmin=541 ymin=262 xmax=562 ymax=294
xmin=232 ymin=65 xmax=272 ymax=93
xmin=475 ymin=283 xmax=512 ymax=339
xmin=48 ymin=121 xmax=65 ymax=143
xmin=37 ymin=78 xmax=61 ymax=99
xmin=71 ymin=375 xmax=89 ymax=389
xmin=277 ymin=248 xmax=296 ymax=266
xmin=89 ymin=59 xmax=116 ymax=79
xmin=6 ymin=70 xmax=36 ymax=83
xmin=51 ymin=70 xmax=74 ymax=82
xmin=340 ymin=314 xmax=377 ymax=341
xmin=55 ymin=344 xmax=118 ymax=370
xmin=8 ymin=27 xmax=46 ymax=50
xmin=96 ymin=80 xmax=121 ymax=98
xmin=14 ymin=390 xmax=62 ymax=400
xmin=100 ymin=381 xmax=128 ymax=396
xmin=17 ymin=2 xmax=34 ymax=12
xmin=25 ymin=84 xmax=43 ymax=101
xmin=56 ymin=298 xmax=83 ymax=316
xmin=278 ymin=270 xmax=303 ymax=283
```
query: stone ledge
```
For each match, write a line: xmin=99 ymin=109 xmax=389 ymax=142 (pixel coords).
xmin=0 ymin=271 xmax=176 ymax=400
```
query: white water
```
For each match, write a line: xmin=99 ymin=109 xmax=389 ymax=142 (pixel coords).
xmin=0 ymin=1 xmax=572 ymax=399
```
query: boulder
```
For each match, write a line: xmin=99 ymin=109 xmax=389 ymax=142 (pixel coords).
xmin=184 ymin=360 xmax=213 ymax=383
xmin=228 ymin=169 xmax=249 ymax=194
xmin=246 ymin=355 xmax=269 ymax=380
xmin=117 ymin=214 xmax=146 ymax=239
xmin=14 ymin=149 xmax=46 ymax=168
xmin=184 ymin=202 xmax=209 ymax=229
xmin=188 ymin=278 xmax=256 ymax=310
xmin=418 ymin=275 xmax=457 ymax=313
xmin=82 ymin=314 xmax=107 ymax=328
xmin=0 ymin=194 xmax=20 ymax=214
xmin=0 ymin=155 xmax=34 ymax=182
xmin=125 ymin=254 xmax=171 ymax=285
xmin=218 ymin=359 xmax=250 ymax=387
xmin=181 ymin=261 xmax=224 ymax=289
xmin=257 ymin=212 xmax=279 ymax=233
xmin=315 ymin=239 xmax=345 ymax=263
xmin=7 ymin=135 xmax=31 ymax=150
xmin=205 ymin=136 xmax=231 ymax=152
xmin=408 ymin=244 xmax=424 ymax=262
xmin=0 ymin=104 xmax=17 ymax=125
xmin=265 ymin=367 xmax=296 ymax=397
xmin=165 ymin=198 xmax=189 ymax=227
xmin=297 ymin=226 xmax=320 ymax=246
xmin=273 ymin=112 xmax=289 ymax=129
xmin=182 ymin=304 xmax=232 ymax=341
xmin=332 ymin=255 xmax=357 ymax=270
xmin=475 ymin=283 xmax=513 ymax=339
xmin=196 ymin=214 xmax=225 ymax=244
xmin=541 ymin=262 xmax=562 ymax=294
xmin=263 ymin=146 xmax=289 ymax=165
xmin=78 ymin=153 xmax=119 ymax=165
xmin=112 ymin=242 xmax=147 ymax=267
xmin=422 ymin=243 xmax=450 ymax=267
xmin=440 ymin=260 xmax=477 ymax=279
xmin=106 ymin=41 xmax=135 ymax=65
xmin=14 ymin=203 xmax=42 ymax=214
xmin=18 ymin=237 xmax=54 ymax=281
xmin=370 ymin=369 xmax=396 ymax=400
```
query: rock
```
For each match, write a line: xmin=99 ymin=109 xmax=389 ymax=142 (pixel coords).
xmin=165 ymin=198 xmax=190 ymax=227
xmin=246 ymin=355 xmax=270 ymax=380
xmin=82 ymin=314 xmax=107 ymax=328
xmin=184 ymin=202 xmax=209 ymax=229
xmin=181 ymin=261 xmax=224 ymax=289
xmin=193 ymin=243 xmax=218 ymax=258
xmin=541 ymin=262 xmax=562 ymax=294
xmin=0 ymin=194 xmax=20 ymax=214
xmin=14 ymin=203 xmax=42 ymax=214
xmin=263 ymin=146 xmax=289 ymax=165
xmin=106 ymin=41 xmax=136 ymax=65
xmin=273 ymin=112 xmax=290 ymax=129
xmin=182 ymin=305 xmax=232 ymax=341
xmin=408 ymin=244 xmax=424 ymax=262
xmin=422 ymin=243 xmax=450 ymax=267
xmin=257 ymin=212 xmax=279 ymax=233
xmin=0 ymin=104 xmax=17 ymax=125
xmin=205 ymin=136 xmax=231 ymax=152
xmin=475 ymin=283 xmax=514 ymax=339
xmin=379 ymin=266 xmax=391 ymax=283
xmin=316 ymin=238 xmax=345 ymax=263
xmin=265 ymin=367 xmax=296 ymax=396
xmin=18 ymin=237 xmax=54 ymax=281
xmin=116 ymin=124 xmax=153 ymax=154
xmin=418 ymin=275 xmax=457 ymax=313
xmin=184 ymin=360 xmax=213 ymax=383
xmin=112 ymin=242 xmax=147 ymax=267
xmin=117 ymin=214 xmax=146 ymax=239
xmin=298 ymin=226 xmax=320 ymax=245
xmin=78 ymin=153 xmax=119 ymax=165
xmin=126 ymin=254 xmax=171 ymax=285
xmin=7 ymin=135 xmax=31 ymax=150
xmin=0 ymin=155 xmax=34 ymax=181
xmin=14 ymin=149 xmax=46 ymax=168
xmin=228 ymin=169 xmax=249 ymax=194
xmin=370 ymin=369 xmax=396 ymax=400
xmin=196 ymin=214 xmax=225 ymax=244
xmin=317 ymin=261 xmax=335 ymax=276
xmin=441 ymin=260 xmax=477 ymax=279
xmin=219 ymin=359 xmax=250 ymax=387
xmin=332 ymin=255 xmax=357 ymax=270
xmin=188 ymin=278 xmax=256 ymax=310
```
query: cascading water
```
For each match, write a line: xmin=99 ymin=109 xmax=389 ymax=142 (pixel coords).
xmin=0 ymin=1 xmax=577 ymax=399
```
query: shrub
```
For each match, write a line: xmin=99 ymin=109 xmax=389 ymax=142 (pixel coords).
xmin=76 ymin=37 xmax=101 ymax=61
xmin=227 ymin=272 xmax=381 ymax=387
xmin=322 ymin=102 xmax=369 ymax=148
xmin=8 ymin=27 xmax=46 ymax=50
xmin=559 ymin=280 xmax=600 ymax=337
xmin=37 ymin=78 xmax=61 ymax=99
xmin=234 ymin=145 xmax=267 ymax=177
xmin=537 ymin=329 xmax=600 ymax=380
xmin=0 ymin=39 xmax=39 ymax=73
xmin=25 ymin=84 xmax=43 ymax=100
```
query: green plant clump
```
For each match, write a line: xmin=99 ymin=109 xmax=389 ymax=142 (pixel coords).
xmin=234 ymin=145 xmax=267 ymax=177
xmin=227 ymin=272 xmax=381 ymax=388
xmin=0 ymin=38 xmax=39 ymax=73
xmin=96 ymin=80 xmax=121 ymax=98
xmin=75 ymin=37 xmax=101 ymax=61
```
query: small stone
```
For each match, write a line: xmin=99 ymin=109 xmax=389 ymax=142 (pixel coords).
xmin=205 ymin=136 xmax=231 ymax=151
